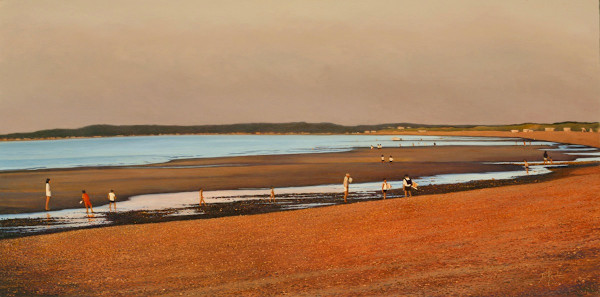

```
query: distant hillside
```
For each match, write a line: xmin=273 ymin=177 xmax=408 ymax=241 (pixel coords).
xmin=1 ymin=122 xmax=598 ymax=140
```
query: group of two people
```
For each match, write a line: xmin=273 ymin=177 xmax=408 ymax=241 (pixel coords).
xmin=343 ymin=173 xmax=415 ymax=203
xmin=44 ymin=178 xmax=117 ymax=214
xmin=523 ymin=151 xmax=553 ymax=174
xmin=381 ymin=155 xmax=394 ymax=163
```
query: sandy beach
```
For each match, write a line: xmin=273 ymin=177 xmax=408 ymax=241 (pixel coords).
xmin=0 ymin=132 xmax=598 ymax=296
xmin=0 ymin=143 xmax=574 ymax=214
xmin=0 ymin=166 xmax=598 ymax=296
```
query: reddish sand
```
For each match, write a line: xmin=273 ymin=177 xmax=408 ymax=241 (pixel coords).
xmin=0 ymin=132 xmax=598 ymax=296
xmin=0 ymin=165 xmax=598 ymax=296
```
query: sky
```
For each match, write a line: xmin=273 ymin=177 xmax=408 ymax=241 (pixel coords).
xmin=0 ymin=0 xmax=598 ymax=134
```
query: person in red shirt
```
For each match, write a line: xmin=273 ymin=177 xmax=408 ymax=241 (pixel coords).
xmin=81 ymin=190 xmax=94 ymax=214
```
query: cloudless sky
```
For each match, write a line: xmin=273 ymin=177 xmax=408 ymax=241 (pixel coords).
xmin=0 ymin=0 xmax=598 ymax=133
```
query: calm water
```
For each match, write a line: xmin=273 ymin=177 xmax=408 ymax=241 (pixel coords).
xmin=1 ymin=141 xmax=597 ymax=235
xmin=0 ymin=134 xmax=551 ymax=171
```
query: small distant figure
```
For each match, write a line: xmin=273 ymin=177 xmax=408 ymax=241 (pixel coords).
xmin=370 ymin=145 xmax=374 ymax=150
xmin=412 ymin=143 xmax=415 ymax=147
xmin=269 ymin=187 xmax=276 ymax=203
xmin=381 ymin=155 xmax=385 ymax=163
xmin=81 ymin=190 xmax=94 ymax=214
xmin=433 ymin=142 xmax=436 ymax=146
xmin=523 ymin=140 xmax=526 ymax=146
xmin=343 ymin=173 xmax=352 ymax=203
xmin=45 ymin=178 xmax=51 ymax=211
xmin=543 ymin=151 xmax=549 ymax=164
xmin=398 ymin=143 xmax=402 ymax=147
xmin=381 ymin=178 xmax=391 ymax=199
xmin=108 ymin=189 xmax=117 ymax=211
xmin=403 ymin=175 xmax=413 ymax=198
xmin=389 ymin=155 xmax=394 ymax=163
xmin=199 ymin=188 xmax=206 ymax=206
xmin=524 ymin=160 xmax=529 ymax=174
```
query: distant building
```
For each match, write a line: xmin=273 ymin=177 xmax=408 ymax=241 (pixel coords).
xmin=522 ymin=129 xmax=533 ymax=133
xmin=510 ymin=130 xmax=519 ymax=133
xmin=563 ymin=127 xmax=571 ymax=132
xmin=364 ymin=130 xmax=371 ymax=133
xmin=544 ymin=128 xmax=555 ymax=131
xmin=397 ymin=126 xmax=405 ymax=130
xmin=370 ymin=130 xmax=377 ymax=133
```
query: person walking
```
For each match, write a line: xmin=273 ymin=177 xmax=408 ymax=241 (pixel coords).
xmin=381 ymin=178 xmax=391 ymax=199
xmin=403 ymin=175 xmax=413 ymax=198
xmin=389 ymin=155 xmax=394 ymax=163
xmin=81 ymin=190 xmax=94 ymax=214
xmin=269 ymin=187 xmax=276 ymax=203
xmin=108 ymin=189 xmax=117 ymax=211
xmin=199 ymin=188 xmax=206 ymax=206
xmin=524 ymin=160 xmax=529 ymax=174
xmin=381 ymin=155 xmax=385 ymax=163
xmin=543 ymin=151 xmax=549 ymax=164
xmin=343 ymin=173 xmax=352 ymax=203
xmin=45 ymin=178 xmax=51 ymax=211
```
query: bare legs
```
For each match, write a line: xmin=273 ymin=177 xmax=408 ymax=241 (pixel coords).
xmin=45 ymin=196 xmax=50 ymax=211
xmin=343 ymin=187 xmax=349 ymax=203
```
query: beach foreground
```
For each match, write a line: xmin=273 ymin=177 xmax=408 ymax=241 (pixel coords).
xmin=1 ymin=165 xmax=598 ymax=296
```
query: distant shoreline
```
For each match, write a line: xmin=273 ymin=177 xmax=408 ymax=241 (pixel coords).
xmin=1 ymin=122 xmax=598 ymax=141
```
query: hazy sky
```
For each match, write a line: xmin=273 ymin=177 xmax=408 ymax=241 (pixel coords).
xmin=1 ymin=0 xmax=598 ymax=133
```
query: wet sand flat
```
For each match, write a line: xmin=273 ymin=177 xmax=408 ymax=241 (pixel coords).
xmin=0 ymin=145 xmax=572 ymax=214
xmin=0 ymin=165 xmax=597 ymax=296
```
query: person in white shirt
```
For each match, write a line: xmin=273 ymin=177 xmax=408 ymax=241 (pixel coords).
xmin=403 ymin=174 xmax=413 ymax=197
xmin=108 ymin=189 xmax=117 ymax=211
xmin=343 ymin=173 xmax=352 ymax=203
xmin=381 ymin=178 xmax=391 ymax=199
xmin=45 ymin=178 xmax=51 ymax=211
xmin=389 ymin=156 xmax=394 ymax=163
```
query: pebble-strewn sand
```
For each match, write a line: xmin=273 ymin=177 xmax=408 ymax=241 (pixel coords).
xmin=0 ymin=132 xmax=598 ymax=296
xmin=0 ymin=165 xmax=598 ymax=296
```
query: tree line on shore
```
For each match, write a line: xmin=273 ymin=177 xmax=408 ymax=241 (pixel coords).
xmin=1 ymin=121 xmax=598 ymax=140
